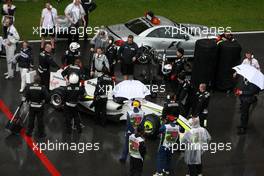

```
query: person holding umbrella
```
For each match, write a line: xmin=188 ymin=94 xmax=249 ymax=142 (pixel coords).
xmin=235 ymin=79 xmax=260 ymax=135
xmin=233 ymin=64 xmax=263 ymax=135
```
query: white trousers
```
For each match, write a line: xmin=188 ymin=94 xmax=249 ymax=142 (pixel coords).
xmin=5 ymin=44 xmax=16 ymax=77
xmin=20 ymin=68 xmax=28 ymax=91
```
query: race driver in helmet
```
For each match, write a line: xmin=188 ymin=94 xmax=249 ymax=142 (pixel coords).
xmin=62 ymin=42 xmax=81 ymax=66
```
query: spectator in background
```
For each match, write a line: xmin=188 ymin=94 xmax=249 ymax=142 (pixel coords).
xmin=4 ymin=17 xmax=19 ymax=79
xmin=118 ymin=35 xmax=138 ymax=80
xmin=1 ymin=0 xmax=16 ymax=39
xmin=242 ymin=50 xmax=260 ymax=70
xmin=40 ymin=2 xmax=57 ymax=51
xmin=90 ymin=30 xmax=108 ymax=52
xmin=65 ymin=0 xmax=86 ymax=44
xmin=81 ymin=0 xmax=97 ymax=40
xmin=90 ymin=47 xmax=110 ymax=78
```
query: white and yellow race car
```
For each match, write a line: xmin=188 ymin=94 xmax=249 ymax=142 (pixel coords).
xmin=49 ymin=69 xmax=191 ymax=137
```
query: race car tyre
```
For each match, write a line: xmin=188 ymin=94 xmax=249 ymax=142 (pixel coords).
xmin=191 ymin=39 xmax=218 ymax=90
xmin=50 ymin=88 xmax=65 ymax=110
xmin=215 ymin=40 xmax=242 ymax=91
xmin=143 ymin=114 xmax=161 ymax=139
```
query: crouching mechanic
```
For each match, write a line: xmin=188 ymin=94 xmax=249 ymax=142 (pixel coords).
xmin=181 ymin=117 xmax=211 ymax=176
xmin=63 ymin=73 xmax=85 ymax=134
xmin=24 ymin=75 xmax=49 ymax=138
xmin=129 ymin=126 xmax=146 ymax=176
xmin=92 ymin=67 xmax=113 ymax=126
xmin=120 ymin=100 xmax=145 ymax=163
xmin=153 ymin=115 xmax=180 ymax=176
xmin=62 ymin=59 xmax=86 ymax=86
xmin=62 ymin=42 xmax=81 ymax=66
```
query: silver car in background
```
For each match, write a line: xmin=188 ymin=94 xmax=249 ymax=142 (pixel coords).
xmin=105 ymin=12 xmax=216 ymax=58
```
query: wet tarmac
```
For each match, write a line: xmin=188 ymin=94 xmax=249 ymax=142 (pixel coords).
xmin=0 ymin=34 xmax=264 ymax=176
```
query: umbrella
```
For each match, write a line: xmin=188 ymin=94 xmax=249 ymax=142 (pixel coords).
xmin=113 ymin=80 xmax=151 ymax=99
xmin=233 ymin=64 xmax=264 ymax=89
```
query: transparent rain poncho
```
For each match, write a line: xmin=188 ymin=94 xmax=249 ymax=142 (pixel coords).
xmin=181 ymin=119 xmax=211 ymax=164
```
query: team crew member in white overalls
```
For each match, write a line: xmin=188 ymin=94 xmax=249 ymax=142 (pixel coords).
xmin=40 ymin=2 xmax=57 ymax=51
xmin=4 ymin=17 xmax=19 ymax=79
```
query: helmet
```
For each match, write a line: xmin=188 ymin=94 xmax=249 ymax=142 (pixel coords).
xmin=163 ymin=64 xmax=172 ymax=73
xmin=167 ymin=115 xmax=175 ymax=122
xmin=132 ymin=100 xmax=141 ymax=108
xmin=69 ymin=73 xmax=79 ymax=84
xmin=69 ymin=42 xmax=80 ymax=52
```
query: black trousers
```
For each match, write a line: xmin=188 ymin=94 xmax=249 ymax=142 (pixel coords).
xmin=94 ymin=98 xmax=107 ymax=125
xmin=199 ymin=113 xmax=207 ymax=127
xmin=2 ymin=25 xmax=8 ymax=39
xmin=110 ymin=64 xmax=115 ymax=76
xmin=64 ymin=106 xmax=81 ymax=133
xmin=240 ymin=100 xmax=251 ymax=128
xmin=39 ymin=72 xmax=50 ymax=90
xmin=188 ymin=164 xmax=202 ymax=176
xmin=83 ymin=14 xmax=89 ymax=39
xmin=68 ymin=23 xmax=80 ymax=45
xmin=130 ymin=156 xmax=143 ymax=176
xmin=27 ymin=107 xmax=44 ymax=135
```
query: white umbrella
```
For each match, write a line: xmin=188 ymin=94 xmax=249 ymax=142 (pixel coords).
xmin=113 ymin=80 xmax=151 ymax=99
xmin=233 ymin=64 xmax=264 ymax=89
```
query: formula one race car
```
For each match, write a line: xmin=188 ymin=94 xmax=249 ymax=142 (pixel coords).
xmin=49 ymin=69 xmax=191 ymax=137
